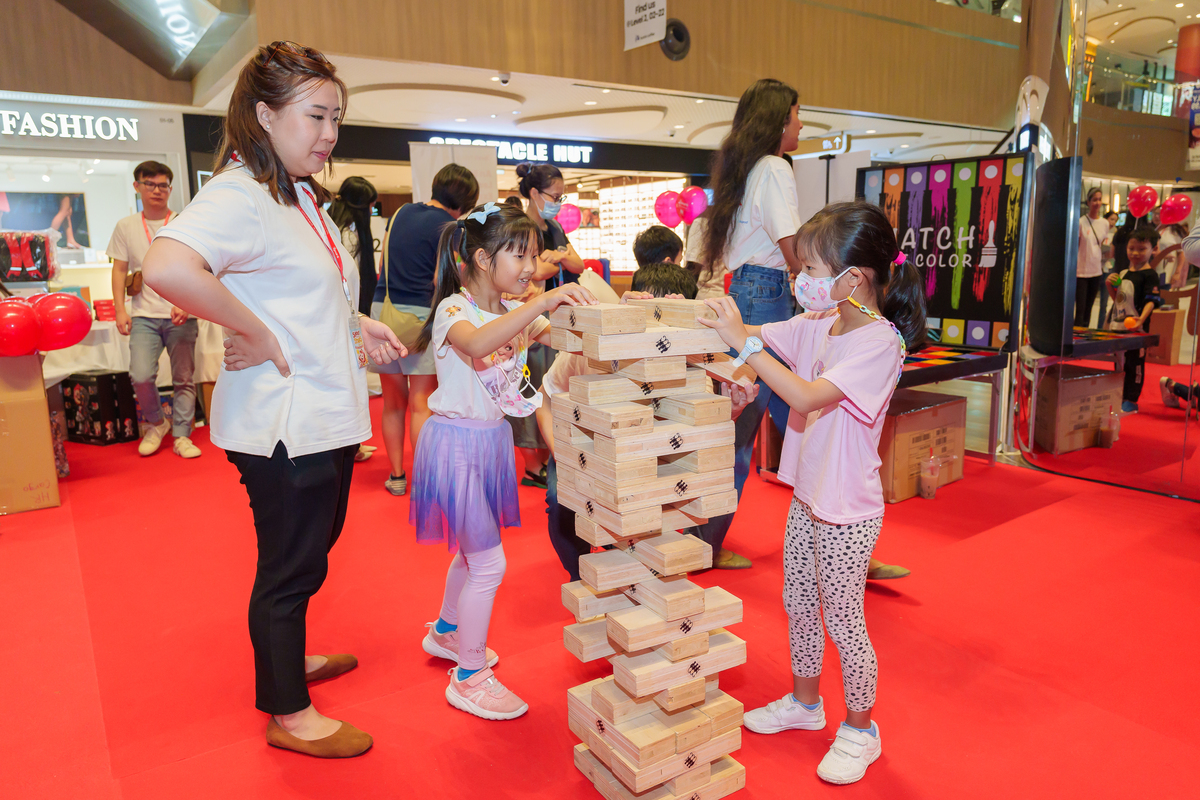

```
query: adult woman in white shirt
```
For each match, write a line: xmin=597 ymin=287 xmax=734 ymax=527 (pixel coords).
xmin=696 ymin=78 xmax=803 ymax=569
xmin=142 ymin=42 xmax=404 ymax=759
xmin=1076 ymin=188 xmax=1109 ymax=328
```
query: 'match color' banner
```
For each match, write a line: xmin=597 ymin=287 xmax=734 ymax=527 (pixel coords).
xmin=857 ymin=155 xmax=1028 ymax=349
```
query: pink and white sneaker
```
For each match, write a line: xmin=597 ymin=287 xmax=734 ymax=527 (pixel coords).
xmin=422 ymin=623 xmax=499 ymax=668
xmin=445 ymin=667 xmax=528 ymax=720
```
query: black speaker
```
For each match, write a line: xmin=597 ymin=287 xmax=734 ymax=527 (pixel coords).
xmin=1027 ymin=156 xmax=1082 ymax=356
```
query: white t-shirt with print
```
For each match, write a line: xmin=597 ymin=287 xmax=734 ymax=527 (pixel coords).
xmin=428 ymin=293 xmax=550 ymax=421
xmin=107 ymin=213 xmax=175 ymax=318
xmin=156 ymin=165 xmax=370 ymax=458
xmin=724 ymin=155 xmax=802 ymax=271
xmin=1077 ymin=216 xmax=1108 ymax=279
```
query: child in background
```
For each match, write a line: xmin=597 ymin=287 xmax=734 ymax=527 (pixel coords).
xmin=632 ymin=225 xmax=684 ymax=267
xmin=700 ymin=201 xmax=926 ymax=785
xmin=631 ymin=262 xmax=698 ymax=298
xmin=1106 ymin=228 xmax=1175 ymax=413
xmin=412 ymin=201 xmax=595 ymax=720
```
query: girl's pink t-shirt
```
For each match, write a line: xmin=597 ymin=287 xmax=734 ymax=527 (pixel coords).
xmin=760 ymin=311 xmax=904 ymax=524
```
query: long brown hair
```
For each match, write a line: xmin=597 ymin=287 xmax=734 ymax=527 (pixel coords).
xmin=703 ymin=79 xmax=798 ymax=272
xmin=214 ymin=41 xmax=347 ymax=207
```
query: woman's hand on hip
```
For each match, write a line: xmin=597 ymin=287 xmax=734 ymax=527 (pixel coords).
xmin=223 ymin=325 xmax=291 ymax=377
xmin=700 ymin=296 xmax=749 ymax=350
xmin=360 ymin=316 xmax=408 ymax=365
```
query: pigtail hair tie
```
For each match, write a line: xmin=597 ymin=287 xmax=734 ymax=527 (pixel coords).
xmin=892 ymin=252 xmax=907 ymax=266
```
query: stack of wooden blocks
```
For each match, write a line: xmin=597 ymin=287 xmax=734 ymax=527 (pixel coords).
xmin=550 ymin=298 xmax=756 ymax=800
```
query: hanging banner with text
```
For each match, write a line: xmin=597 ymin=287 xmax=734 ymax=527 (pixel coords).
xmin=857 ymin=154 xmax=1031 ymax=348
xmin=625 ymin=0 xmax=666 ymax=50
xmin=1187 ymin=84 xmax=1200 ymax=171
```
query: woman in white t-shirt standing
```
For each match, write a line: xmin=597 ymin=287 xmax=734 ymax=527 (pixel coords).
xmin=696 ymin=78 xmax=804 ymax=569
xmin=142 ymin=42 xmax=405 ymax=759
xmin=1076 ymin=187 xmax=1109 ymax=328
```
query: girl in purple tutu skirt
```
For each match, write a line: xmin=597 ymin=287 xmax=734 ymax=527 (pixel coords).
xmin=411 ymin=200 xmax=596 ymax=720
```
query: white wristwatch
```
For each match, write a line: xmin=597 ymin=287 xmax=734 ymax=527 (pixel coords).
xmin=731 ymin=336 xmax=763 ymax=367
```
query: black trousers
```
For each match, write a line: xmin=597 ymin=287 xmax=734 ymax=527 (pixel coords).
xmin=1123 ymin=347 xmax=1146 ymax=404
xmin=227 ymin=441 xmax=357 ymax=715
xmin=1075 ymin=275 xmax=1104 ymax=328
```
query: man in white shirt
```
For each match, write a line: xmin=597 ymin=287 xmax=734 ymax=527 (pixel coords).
xmin=1076 ymin=187 xmax=1109 ymax=329
xmin=108 ymin=161 xmax=201 ymax=459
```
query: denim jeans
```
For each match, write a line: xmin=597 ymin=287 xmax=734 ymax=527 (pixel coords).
xmin=693 ymin=265 xmax=795 ymax=555
xmin=545 ymin=457 xmax=589 ymax=581
xmin=129 ymin=316 xmax=198 ymax=437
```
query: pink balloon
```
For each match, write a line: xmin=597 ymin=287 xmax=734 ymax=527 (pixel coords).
xmin=556 ymin=202 xmax=582 ymax=234
xmin=654 ymin=191 xmax=682 ymax=227
xmin=33 ymin=292 xmax=92 ymax=351
xmin=1160 ymin=193 xmax=1193 ymax=226
xmin=1127 ymin=185 xmax=1158 ymax=219
xmin=0 ymin=298 xmax=41 ymax=357
xmin=677 ymin=186 xmax=709 ymax=225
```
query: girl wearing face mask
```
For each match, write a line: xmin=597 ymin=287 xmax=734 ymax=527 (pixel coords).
xmin=700 ymin=201 xmax=926 ymax=786
xmin=411 ymin=202 xmax=595 ymax=720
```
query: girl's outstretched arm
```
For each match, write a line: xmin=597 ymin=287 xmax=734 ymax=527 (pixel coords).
xmin=700 ymin=296 xmax=845 ymax=416
xmin=449 ymin=283 xmax=595 ymax=358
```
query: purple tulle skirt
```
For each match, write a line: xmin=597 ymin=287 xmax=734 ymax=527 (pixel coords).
xmin=409 ymin=416 xmax=520 ymax=553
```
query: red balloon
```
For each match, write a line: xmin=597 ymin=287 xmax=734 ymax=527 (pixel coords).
xmin=1160 ymin=193 xmax=1193 ymax=226
xmin=33 ymin=292 xmax=92 ymax=351
xmin=1126 ymin=185 xmax=1158 ymax=219
xmin=556 ymin=202 xmax=582 ymax=234
xmin=0 ymin=298 xmax=41 ymax=357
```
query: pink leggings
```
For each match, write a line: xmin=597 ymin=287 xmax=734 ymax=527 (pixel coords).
xmin=438 ymin=543 xmax=506 ymax=671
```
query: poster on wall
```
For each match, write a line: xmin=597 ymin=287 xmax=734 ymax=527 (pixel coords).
xmin=857 ymin=154 xmax=1030 ymax=349
xmin=0 ymin=191 xmax=89 ymax=248
xmin=1187 ymin=85 xmax=1200 ymax=171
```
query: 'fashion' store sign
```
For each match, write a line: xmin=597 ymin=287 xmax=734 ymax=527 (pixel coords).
xmin=427 ymin=135 xmax=594 ymax=164
xmin=0 ymin=109 xmax=140 ymax=141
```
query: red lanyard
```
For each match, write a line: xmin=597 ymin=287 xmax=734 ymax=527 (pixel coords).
xmin=297 ymin=186 xmax=347 ymax=288
xmin=142 ymin=210 xmax=171 ymax=245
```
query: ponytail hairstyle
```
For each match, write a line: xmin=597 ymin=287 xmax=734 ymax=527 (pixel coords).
xmin=793 ymin=201 xmax=927 ymax=351
xmin=703 ymin=78 xmax=799 ymax=270
xmin=215 ymin=41 xmax=348 ymax=207
xmin=415 ymin=202 xmax=544 ymax=352
xmin=516 ymin=162 xmax=563 ymax=198
xmin=327 ymin=176 xmax=378 ymax=278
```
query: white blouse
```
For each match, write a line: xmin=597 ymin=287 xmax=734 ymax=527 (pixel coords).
xmin=157 ymin=166 xmax=370 ymax=457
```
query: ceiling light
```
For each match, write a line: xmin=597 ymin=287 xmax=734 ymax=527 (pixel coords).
xmin=85 ymin=168 xmax=94 ymax=175
xmin=455 ymin=118 xmax=467 ymax=122
xmin=512 ymin=111 xmax=520 ymax=115
xmin=584 ymin=101 xmax=597 ymax=106
xmin=866 ymin=129 xmax=877 ymax=134
xmin=42 ymin=168 xmax=51 ymax=182
xmin=1115 ymin=21 xmax=1119 ymax=25
xmin=496 ymin=169 xmax=505 ymax=175
xmin=696 ymin=99 xmax=704 ymax=104
xmin=491 ymin=76 xmax=499 ymax=81
xmin=1177 ymin=3 xmax=1184 ymax=7
xmin=491 ymin=114 xmax=497 ymax=118
xmin=601 ymin=89 xmax=611 ymax=94
xmin=673 ymin=124 xmax=685 ymax=129
xmin=1169 ymin=39 xmax=1175 ymax=43
xmin=1013 ymin=14 xmax=1021 ymax=21
xmin=900 ymin=144 xmax=909 ymax=148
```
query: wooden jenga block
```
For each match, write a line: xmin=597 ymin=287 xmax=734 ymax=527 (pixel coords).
xmin=617 ymin=531 xmax=713 ymax=576
xmin=654 ymin=676 xmax=709 ymax=712
xmin=583 ymin=326 xmax=727 ymax=361
xmin=568 ymin=370 xmax=705 ymax=405
xmin=565 ymin=618 xmax=621 ymax=662
xmin=551 ymin=303 xmax=647 ymax=335
xmin=580 ymin=549 xmax=655 ymax=593
xmin=666 ymin=761 xmax=713 ymax=795
xmin=624 ymin=575 xmax=705 ymax=621
xmin=656 ymin=631 xmax=710 ymax=662
xmin=589 ymin=357 xmax=688 ymax=382
xmin=563 ymin=581 xmax=637 ymax=620
xmin=611 ymin=729 xmax=742 ymax=793
xmin=569 ymin=681 xmax=676 ymax=769
xmin=661 ymin=445 xmax=736 ymax=473
xmin=552 ymin=395 xmax=654 ymax=436
xmin=678 ymin=489 xmax=738 ymax=518
xmin=575 ymin=746 xmax=746 ymax=800
xmin=626 ymin=297 xmax=717 ymax=329
xmin=696 ymin=688 xmax=744 ymax=736
xmin=552 ymin=326 xmax=585 ymax=353
xmin=559 ymin=478 xmax=664 ymax=537
xmin=574 ymin=463 xmax=735 ymax=513
xmin=591 ymin=421 xmax=735 ymax=461
xmin=592 ymin=675 xmax=659 ymax=725
xmin=608 ymin=588 xmax=741 ymax=653
xmin=553 ymin=418 xmax=591 ymax=447
xmin=613 ymin=629 xmax=747 ymax=698
xmin=558 ymin=440 xmax=657 ymax=487
xmin=686 ymin=351 xmax=757 ymax=388
xmin=570 ymin=713 xmax=614 ymax=771
xmin=660 ymin=503 xmax=707 ymax=531
xmin=573 ymin=745 xmax=672 ymax=800
xmin=652 ymin=704 xmax=713 ymax=752
xmin=649 ymin=393 xmax=732 ymax=427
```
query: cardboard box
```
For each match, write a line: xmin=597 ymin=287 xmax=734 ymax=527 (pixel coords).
xmin=62 ymin=370 xmax=140 ymax=445
xmin=879 ymin=389 xmax=967 ymax=503
xmin=1034 ymin=365 xmax=1123 ymax=455
xmin=0 ymin=355 xmax=61 ymax=515
xmin=1146 ymin=308 xmax=1186 ymax=365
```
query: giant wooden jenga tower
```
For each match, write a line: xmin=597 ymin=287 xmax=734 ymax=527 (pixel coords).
xmin=549 ymin=298 xmax=756 ymax=800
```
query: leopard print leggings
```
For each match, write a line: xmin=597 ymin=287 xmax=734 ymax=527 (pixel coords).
xmin=782 ymin=497 xmax=883 ymax=712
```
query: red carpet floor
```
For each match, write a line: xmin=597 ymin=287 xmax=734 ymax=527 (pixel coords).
xmin=3 ymin=396 xmax=1198 ymax=799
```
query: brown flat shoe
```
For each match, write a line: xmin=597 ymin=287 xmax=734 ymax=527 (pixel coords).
xmin=266 ymin=717 xmax=373 ymax=758
xmin=305 ymin=653 xmax=358 ymax=683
